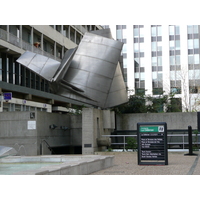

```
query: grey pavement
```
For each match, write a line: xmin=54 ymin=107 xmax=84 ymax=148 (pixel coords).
xmin=91 ymin=151 xmax=200 ymax=175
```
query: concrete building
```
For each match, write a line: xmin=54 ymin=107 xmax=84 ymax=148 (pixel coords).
xmin=0 ymin=25 xmax=102 ymax=113
xmin=103 ymin=25 xmax=200 ymax=112
xmin=0 ymin=25 xmax=115 ymax=156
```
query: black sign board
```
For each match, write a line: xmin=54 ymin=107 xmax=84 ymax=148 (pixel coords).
xmin=137 ymin=122 xmax=168 ymax=165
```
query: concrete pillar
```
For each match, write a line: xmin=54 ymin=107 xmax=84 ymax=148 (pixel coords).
xmin=7 ymin=25 xmax=9 ymax=41
xmin=82 ymin=108 xmax=113 ymax=155
xmin=31 ymin=27 xmax=33 ymax=51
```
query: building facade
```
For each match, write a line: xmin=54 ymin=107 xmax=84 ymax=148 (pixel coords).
xmin=103 ymin=25 xmax=200 ymax=112
xmin=0 ymin=25 xmax=102 ymax=113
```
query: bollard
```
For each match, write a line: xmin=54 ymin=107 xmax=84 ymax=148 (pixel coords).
xmin=184 ymin=126 xmax=197 ymax=156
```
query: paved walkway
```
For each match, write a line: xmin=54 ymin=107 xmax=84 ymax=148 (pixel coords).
xmin=90 ymin=151 xmax=200 ymax=175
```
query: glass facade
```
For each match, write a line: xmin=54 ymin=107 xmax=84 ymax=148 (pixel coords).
xmin=116 ymin=25 xmax=127 ymax=82
xmin=151 ymin=25 xmax=163 ymax=95
xmin=169 ymin=25 xmax=181 ymax=94
xmin=187 ymin=25 xmax=200 ymax=93
xmin=134 ymin=25 xmax=145 ymax=93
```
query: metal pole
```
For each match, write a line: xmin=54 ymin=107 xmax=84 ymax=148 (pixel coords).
xmin=184 ymin=126 xmax=197 ymax=156
xmin=124 ymin=136 xmax=125 ymax=151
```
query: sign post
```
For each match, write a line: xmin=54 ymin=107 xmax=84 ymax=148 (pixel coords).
xmin=137 ymin=122 xmax=168 ymax=165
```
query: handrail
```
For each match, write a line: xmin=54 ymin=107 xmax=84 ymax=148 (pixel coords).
xmin=40 ymin=139 xmax=56 ymax=155
xmin=0 ymin=28 xmax=61 ymax=61
xmin=102 ymin=134 xmax=200 ymax=151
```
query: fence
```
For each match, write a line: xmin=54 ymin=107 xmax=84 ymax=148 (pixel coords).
xmin=102 ymin=129 xmax=200 ymax=151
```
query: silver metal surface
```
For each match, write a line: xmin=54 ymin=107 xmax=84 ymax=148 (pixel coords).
xmin=16 ymin=29 xmax=128 ymax=108
xmin=16 ymin=51 xmax=60 ymax=82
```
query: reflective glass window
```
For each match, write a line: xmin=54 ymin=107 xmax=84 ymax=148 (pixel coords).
xmin=194 ymin=39 xmax=199 ymax=49
xmin=170 ymin=71 xmax=175 ymax=80
xmin=151 ymin=27 xmax=156 ymax=36
xmin=122 ymin=43 xmax=127 ymax=53
xmin=123 ymin=58 xmax=127 ymax=68
xmin=188 ymin=55 xmax=194 ymax=64
xmin=158 ymin=56 xmax=162 ymax=66
xmin=152 ymin=57 xmax=157 ymax=66
xmin=135 ymin=72 xmax=139 ymax=78
xmin=134 ymin=43 xmax=139 ymax=52
xmin=151 ymin=42 xmax=157 ymax=51
xmin=158 ymin=72 xmax=163 ymax=81
xmin=157 ymin=41 xmax=162 ymax=51
xmin=189 ymin=70 xmax=195 ymax=79
xmin=170 ymin=41 xmax=175 ymax=50
xmin=122 ymin=29 xmax=127 ymax=39
xmin=175 ymin=26 xmax=180 ymax=35
xmin=188 ymin=39 xmax=193 ymax=49
xmin=134 ymin=28 xmax=139 ymax=37
xmin=116 ymin=29 xmax=122 ymax=39
xmin=193 ymin=25 xmax=198 ymax=34
xmin=175 ymin=40 xmax=180 ymax=50
xmin=140 ymin=72 xmax=145 ymax=80
xmin=152 ymin=71 xmax=157 ymax=80
xmin=176 ymin=55 xmax=180 ymax=65
xmin=170 ymin=55 xmax=175 ymax=65
xmin=134 ymin=58 xmax=139 ymax=68
xmin=194 ymin=54 xmax=199 ymax=64
xmin=169 ymin=26 xmax=174 ymax=35
xmin=194 ymin=69 xmax=200 ymax=79
xmin=140 ymin=43 xmax=145 ymax=52
xmin=140 ymin=28 xmax=145 ymax=37
xmin=188 ymin=25 xmax=193 ymax=34
xmin=157 ymin=26 xmax=162 ymax=36
xmin=140 ymin=57 xmax=145 ymax=67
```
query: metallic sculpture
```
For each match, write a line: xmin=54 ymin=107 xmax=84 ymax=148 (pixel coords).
xmin=17 ymin=29 xmax=128 ymax=109
xmin=0 ymin=146 xmax=17 ymax=158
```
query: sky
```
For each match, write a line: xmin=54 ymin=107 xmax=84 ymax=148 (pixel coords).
xmin=2 ymin=1 xmax=200 ymax=25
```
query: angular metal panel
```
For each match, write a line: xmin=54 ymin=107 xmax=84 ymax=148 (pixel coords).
xmin=60 ymin=31 xmax=124 ymax=108
xmin=53 ymin=47 xmax=77 ymax=82
xmin=104 ymin=63 xmax=128 ymax=108
xmin=16 ymin=29 xmax=128 ymax=109
xmin=16 ymin=51 xmax=60 ymax=82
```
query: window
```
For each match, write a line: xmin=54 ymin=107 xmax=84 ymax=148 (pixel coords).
xmin=170 ymin=56 xmax=175 ymax=65
xmin=152 ymin=57 xmax=157 ymax=66
xmin=194 ymin=39 xmax=199 ymax=49
xmin=175 ymin=40 xmax=180 ymax=50
xmin=169 ymin=26 xmax=174 ymax=35
xmin=151 ymin=42 xmax=157 ymax=51
xmin=194 ymin=54 xmax=199 ymax=64
xmin=157 ymin=26 xmax=162 ymax=36
xmin=188 ymin=55 xmax=194 ymax=65
xmin=188 ymin=39 xmax=193 ymax=49
xmin=134 ymin=28 xmax=139 ymax=37
xmin=170 ymin=41 xmax=175 ymax=50
xmin=134 ymin=43 xmax=139 ymax=52
xmin=151 ymin=27 xmax=156 ymax=37
xmin=175 ymin=26 xmax=180 ymax=35
xmin=193 ymin=25 xmax=198 ymax=34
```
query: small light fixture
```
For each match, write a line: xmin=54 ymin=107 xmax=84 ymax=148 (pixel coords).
xmin=60 ymin=126 xmax=68 ymax=130
xmin=49 ymin=124 xmax=57 ymax=129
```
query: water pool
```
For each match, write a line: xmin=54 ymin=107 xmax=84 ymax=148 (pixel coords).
xmin=0 ymin=162 xmax=62 ymax=175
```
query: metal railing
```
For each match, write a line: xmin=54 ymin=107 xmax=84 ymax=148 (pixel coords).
xmin=102 ymin=132 xmax=200 ymax=151
xmin=0 ymin=28 xmax=61 ymax=61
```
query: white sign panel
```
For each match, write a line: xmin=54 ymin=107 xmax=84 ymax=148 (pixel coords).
xmin=28 ymin=121 xmax=36 ymax=130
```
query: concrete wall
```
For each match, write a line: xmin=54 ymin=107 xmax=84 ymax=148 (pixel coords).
xmin=116 ymin=112 xmax=198 ymax=130
xmin=37 ymin=112 xmax=71 ymax=155
xmin=0 ymin=111 xmax=38 ymax=156
xmin=0 ymin=111 xmax=73 ymax=156
xmin=82 ymin=108 xmax=114 ymax=154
